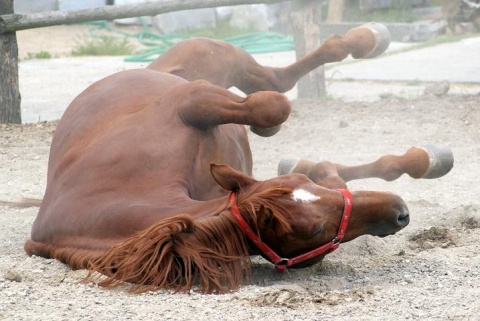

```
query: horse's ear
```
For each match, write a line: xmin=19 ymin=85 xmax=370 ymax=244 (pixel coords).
xmin=258 ymin=205 xmax=291 ymax=236
xmin=257 ymin=205 xmax=273 ymax=229
xmin=210 ymin=163 xmax=257 ymax=191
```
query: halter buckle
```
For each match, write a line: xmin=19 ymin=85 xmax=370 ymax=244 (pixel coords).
xmin=328 ymin=237 xmax=342 ymax=253
xmin=332 ymin=236 xmax=342 ymax=246
xmin=275 ymin=258 xmax=290 ymax=273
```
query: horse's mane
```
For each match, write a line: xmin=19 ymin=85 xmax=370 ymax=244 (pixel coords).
xmin=84 ymin=186 xmax=293 ymax=294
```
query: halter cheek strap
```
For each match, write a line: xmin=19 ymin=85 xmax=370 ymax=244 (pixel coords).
xmin=229 ymin=188 xmax=353 ymax=273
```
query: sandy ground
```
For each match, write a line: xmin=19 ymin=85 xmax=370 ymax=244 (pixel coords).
xmin=1 ymin=25 xmax=480 ymax=320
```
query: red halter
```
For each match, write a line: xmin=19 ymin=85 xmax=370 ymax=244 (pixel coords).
xmin=228 ymin=188 xmax=353 ymax=272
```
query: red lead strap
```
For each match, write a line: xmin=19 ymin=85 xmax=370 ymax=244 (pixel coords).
xmin=229 ymin=188 xmax=353 ymax=273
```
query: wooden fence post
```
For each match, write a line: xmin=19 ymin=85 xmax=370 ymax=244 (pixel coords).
xmin=291 ymin=0 xmax=326 ymax=99
xmin=326 ymin=0 xmax=345 ymax=23
xmin=0 ymin=0 xmax=21 ymax=124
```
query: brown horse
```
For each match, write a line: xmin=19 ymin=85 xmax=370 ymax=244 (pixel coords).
xmin=22 ymin=23 xmax=453 ymax=294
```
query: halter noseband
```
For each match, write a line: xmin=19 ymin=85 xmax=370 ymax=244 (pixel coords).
xmin=228 ymin=188 xmax=353 ymax=272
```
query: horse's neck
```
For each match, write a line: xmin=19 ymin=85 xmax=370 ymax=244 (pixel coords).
xmin=191 ymin=210 xmax=253 ymax=260
xmin=180 ymin=194 xmax=261 ymax=257
xmin=153 ymin=188 xmax=227 ymax=219
xmin=180 ymin=195 xmax=229 ymax=220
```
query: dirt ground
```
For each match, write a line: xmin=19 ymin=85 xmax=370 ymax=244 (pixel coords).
xmin=16 ymin=24 xmax=149 ymax=59
xmin=1 ymin=26 xmax=480 ymax=320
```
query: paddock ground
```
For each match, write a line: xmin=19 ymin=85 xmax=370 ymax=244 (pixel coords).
xmin=1 ymin=25 xmax=479 ymax=320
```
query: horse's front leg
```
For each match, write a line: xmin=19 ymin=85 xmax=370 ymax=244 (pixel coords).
xmin=172 ymin=80 xmax=291 ymax=136
xmin=278 ymin=145 xmax=454 ymax=186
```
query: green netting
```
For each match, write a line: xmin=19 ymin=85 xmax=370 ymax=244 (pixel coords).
xmin=82 ymin=19 xmax=295 ymax=63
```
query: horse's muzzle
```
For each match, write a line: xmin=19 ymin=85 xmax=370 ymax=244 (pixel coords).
xmin=376 ymin=203 xmax=410 ymax=238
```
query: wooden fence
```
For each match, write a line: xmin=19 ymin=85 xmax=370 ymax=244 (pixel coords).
xmin=0 ymin=0 xmax=322 ymax=124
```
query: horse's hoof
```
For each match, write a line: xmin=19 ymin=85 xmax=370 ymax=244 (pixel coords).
xmin=361 ymin=22 xmax=391 ymax=59
xmin=278 ymin=158 xmax=298 ymax=175
xmin=250 ymin=125 xmax=281 ymax=137
xmin=419 ymin=144 xmax=454 ymax=179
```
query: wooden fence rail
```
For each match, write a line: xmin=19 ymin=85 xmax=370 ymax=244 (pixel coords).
xmin=0 ymin=0 xmax=288 ymax=33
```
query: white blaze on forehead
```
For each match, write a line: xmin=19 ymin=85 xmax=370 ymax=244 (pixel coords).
xmin=291 ymin=189 xmax=320 ymax=203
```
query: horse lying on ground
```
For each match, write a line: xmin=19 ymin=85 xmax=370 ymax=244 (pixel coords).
xmin=20 ymin=23 xmax=453 ymax=294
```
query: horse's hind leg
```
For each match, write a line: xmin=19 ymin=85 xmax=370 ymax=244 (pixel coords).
xmin=236 ymin=22 xmax=391 ymax=95
xmin=278 ymin=145 xmax=454 ymax=188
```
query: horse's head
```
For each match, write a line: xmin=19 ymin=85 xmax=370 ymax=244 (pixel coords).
xmin=211 ymin=164 xmax=409 ymax=269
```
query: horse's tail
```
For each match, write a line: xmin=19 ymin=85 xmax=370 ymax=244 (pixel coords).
xmin=0 ymin=198 xmax=42 ymax=208
xmin=84 ymin=213 xmax=251 ymax=294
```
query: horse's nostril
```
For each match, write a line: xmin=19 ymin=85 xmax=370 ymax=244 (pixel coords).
xmin=397 ymin=211 xmax=410 ymax=227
